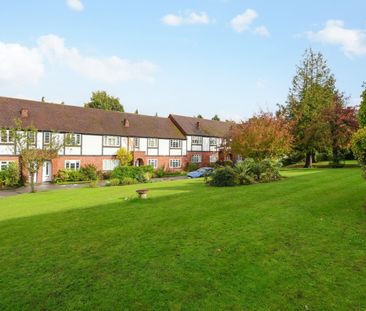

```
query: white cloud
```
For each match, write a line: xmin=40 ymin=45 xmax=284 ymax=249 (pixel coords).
xmin=230 ymin=9 xmax=258 ymax=33
xmin=162 ymin=11 xmax=211 ymax=26
xmin=254 ymin=26 xmax=270 ymax=37
xmin=0 ymin=41 xmax=44 ymax=84
xmin=307 ymin=20 xmax=366 ymax=57
xmin=37 ymin=34 xmax=157 ymax=83
xmin=0 ymin=35 xmax=157 ymax=85
xmin=66 ymin=0 xmax=84 ymax=11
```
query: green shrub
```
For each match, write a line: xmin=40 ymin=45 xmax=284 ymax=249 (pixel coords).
xmin=259 ymin=159 xmax=281 ymax=182
xmin=120 ymin=177 xmax=137 ymax=185
xmin=234 ymin=159 xmax=257 ymax=185
xmin=154 ymin=166 xmax=165 ymax=178
xmin=352 ymin=127 xmax=366 ymax=165
xmin=187 ymin=162 xmax=199 ymax=172
xmin=352 ymin=128 xmax=366 ymax=178
xmin=101 ymin=171 xmax=112 ymax=180
xmin=111 ymin=165 xmax=153 ymax=184
xmin=107 ymin=178 xmax=121 ymax=186
xmin=54 ymin=169 xmax=83 ymax=183
xmin=89 ymin=180 xmax=98 ymax=188
xmin=234 ymin=158 xmax=281 ymax=183
xmin=224 ymin=160 xmax=234 ymax=167
xmin=209 ymin=166 xmax=238 ymax=187
xmin=0 ymin=162 xmax=20 ymax=188
xmin=80 ymin=164 xmax=98 ymax=181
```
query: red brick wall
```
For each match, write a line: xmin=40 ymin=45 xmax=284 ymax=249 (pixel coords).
xmin=186 ymin=151 xmax=217 ymax=167
xmin=132 ymin=152 xmax=187 ymax=171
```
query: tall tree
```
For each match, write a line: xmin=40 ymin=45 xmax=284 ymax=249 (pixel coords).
xmin=358 ymin=82 xmax=366 ymax=128
xmin=196 ymin=114 xmax=203 ymax=119
xmin=280 ymin=49 xmax=336 ymax=167
xmin=84 ymin=91 xmax=124 ymax=112
xmin=212 ymin=114 xmax=220 ymax=121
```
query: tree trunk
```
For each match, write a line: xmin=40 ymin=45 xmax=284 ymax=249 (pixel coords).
xmin=30 ymin=172 xmax=35 ymax=193
xmin=304 ymin=152 xmax=313 ymax=168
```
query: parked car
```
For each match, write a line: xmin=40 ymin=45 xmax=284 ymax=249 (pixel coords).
xmin=187 ymin=167 xmax=213 ymax=178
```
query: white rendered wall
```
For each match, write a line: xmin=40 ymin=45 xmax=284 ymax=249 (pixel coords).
xmin=159 ymin=139 xmax=169 ymax=156
xmin=82 ymin=135 xmax=102 ymax=155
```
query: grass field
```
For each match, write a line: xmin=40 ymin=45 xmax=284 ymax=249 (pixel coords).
xmin=0 ymin=169 xmax=365 ymax=310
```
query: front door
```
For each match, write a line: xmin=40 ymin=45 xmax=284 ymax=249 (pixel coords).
xmin=42 ymin=161 xmax=52 ymax=182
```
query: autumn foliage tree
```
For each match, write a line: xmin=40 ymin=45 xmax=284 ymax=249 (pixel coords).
xmin=229 ymin=112 xmax=293 ymax=160
xmin=322 ymin=93 xmax=359 ymax=165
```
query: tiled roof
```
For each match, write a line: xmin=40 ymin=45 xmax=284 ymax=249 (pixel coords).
xmin=0 ymin=97 xmax=185 ymax=139
xmin=169 ymin=114 xmax=232 ymax=138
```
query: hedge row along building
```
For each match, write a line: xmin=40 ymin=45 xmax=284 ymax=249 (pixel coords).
xmin=0 ymin=97 xmax=235 ymax=183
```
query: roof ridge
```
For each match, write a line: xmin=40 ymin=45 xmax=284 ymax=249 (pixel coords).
xmin=0 ymin=96 xmax=170 ymax=120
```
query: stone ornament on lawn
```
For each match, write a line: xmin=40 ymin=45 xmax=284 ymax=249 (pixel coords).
xmin=136 ymin=189 xmax=149 ymax=199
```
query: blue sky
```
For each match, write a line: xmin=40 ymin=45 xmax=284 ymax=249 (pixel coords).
xmin=0 ymin=0 xmax=366 ymax=120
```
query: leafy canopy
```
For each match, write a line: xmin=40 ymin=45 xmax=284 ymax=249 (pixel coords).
xmin=229 ymin=112 xmax=293 ymax=160
xmin=84 ymin=91 xmax=124 ymax=112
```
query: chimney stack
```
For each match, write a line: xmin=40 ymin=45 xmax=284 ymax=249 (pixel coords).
xmin=20 ymin=108 xmax=29 ymax=118
xmin=196 ymin=121 xmax=200 ymax=129
xmin=123 ymin=118 xmax=130 ymax=128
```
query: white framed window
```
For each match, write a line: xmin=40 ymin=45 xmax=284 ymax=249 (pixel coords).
xmin=133 ymin=137 xmax=140 ymax=149
xmin=237 ymin=155 xmax=243 ymax=162
xmin=191 ymin=136 xmax=202 ymax=145
xmin=0 ymin=161 xmax=13 ymax=171
xmin=191 ymin=154 xmax=202 ymax=163
xmin=44 ymin=132 xmax=51 ymax=145
xmin=0 ymin=130 xmax=14 ymax=144
xmin=65 ymin=133 xmax=81 ymax=146
xmin=148 ymin=138 xmax=158 ymax=148
xmin=147 ymin=159 xmax=158 ymax=169
xmin=65 ymin=160 xmax=81 ymax=170
xmin=209 ymin=138 xmax=217 ymax=146
xmin=170 ymin=139 xmax=182 ymax=149
xmin=169 ymin=159 xmax=181 ymax=168
xmin=103 ymin=136 xmax=120 ymax=147
xmin=209 ymin=154 xmax=217 ymax=163
xmin=102 ymin=159 xmax=119 ymax=171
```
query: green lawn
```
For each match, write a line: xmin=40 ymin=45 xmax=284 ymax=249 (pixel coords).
xmin=0 ymin=169 xmax=365 ymax=310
